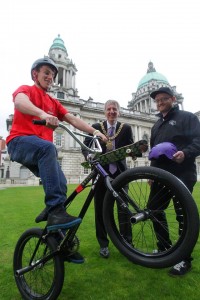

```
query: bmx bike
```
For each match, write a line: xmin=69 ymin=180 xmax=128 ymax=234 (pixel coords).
xmin=13 ymin=120 xmax=199 ymax=300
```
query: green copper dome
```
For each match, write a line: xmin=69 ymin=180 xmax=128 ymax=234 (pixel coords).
xmin=49 ymin=34 xmax=67 ymax=52
xmin=138 ymin=62 xmax=169 ymax=88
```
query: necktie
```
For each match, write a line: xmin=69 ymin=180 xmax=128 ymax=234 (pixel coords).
xmin=108 ymin=126 xmax=117 ymax=174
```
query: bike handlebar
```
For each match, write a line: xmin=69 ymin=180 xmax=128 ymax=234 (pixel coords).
xmin=33 ymin=120 xmax=46 ymax=126
xmin=32 ymin=120 xmax=148 ymax=166
xmin=32 ymin=119 xmax=103 ymax=154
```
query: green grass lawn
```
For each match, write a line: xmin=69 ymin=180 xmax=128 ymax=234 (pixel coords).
xmin=0 ymin=183 xmax=200 ymax=300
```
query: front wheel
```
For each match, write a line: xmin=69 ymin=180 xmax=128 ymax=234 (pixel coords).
xmin=103 ymin=167 xmax=199 ymax=268
xmin=13 ymin=228 xmax=64 ymax=300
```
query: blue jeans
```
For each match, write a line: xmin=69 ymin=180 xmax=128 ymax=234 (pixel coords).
xmin=7 ymin=136 xmax=67 ymax=208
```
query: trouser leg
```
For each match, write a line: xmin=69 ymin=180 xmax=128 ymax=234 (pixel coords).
xmin=173 ymin=179 xmax=195 ymax=235
xmin=148 ymin=182 xmax=172 ymax=250
xmin=117 ymin=184 xmax=132 ymax=243
xmin=94 ymin=182 xmax=109 ymax=248
xmin=173 ymin=179 xmax=195 ymax=262
xmin=7 ymin=136 xmax=67 ymax=207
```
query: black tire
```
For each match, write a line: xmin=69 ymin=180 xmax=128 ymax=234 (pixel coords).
xmin=13 ymin=228 xmax=64 ymax=300
xmin=103 ymin=167 xmax=199 ymax=268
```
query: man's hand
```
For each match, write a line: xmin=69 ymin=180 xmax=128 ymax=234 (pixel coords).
xmin=128 ymin=153 xmax=137 ymax=160
xmin=40 ymin=115 xmax=59 ymax=130
xmin=139 ymin=144 xmax=148 ymax=153
xmin=173 ymin=151 xmax=185 ymax=164
xmin=95 ymin=132 xmax=108 ymax=143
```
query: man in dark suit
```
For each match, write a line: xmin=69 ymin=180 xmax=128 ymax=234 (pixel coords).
xmin=82 ymin=100 xmax=134 ymax=258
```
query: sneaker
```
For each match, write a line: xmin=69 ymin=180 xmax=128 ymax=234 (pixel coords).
xmin=64 ymin=252 xmax=85 ymax=264
xmin=47 ymin=205 xmax=81 ymax=231
xmin=100 ymin=247 xmax=110 ymax=258
xmin=168 ymin=260 xmax=192 ymax=276
xmin=35 ymin=207 xmax=49 ymax=223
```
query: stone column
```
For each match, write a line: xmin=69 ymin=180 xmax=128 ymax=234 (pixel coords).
xmin=138 ymin=126 xmax=142 ymax=140
xmin=63 ymin=69 xmax=66 ymax=87
xmin=134 ymin=125 xmax=138 ymax=141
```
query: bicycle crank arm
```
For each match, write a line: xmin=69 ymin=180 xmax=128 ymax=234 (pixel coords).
xmin=15 ymin=265 xmax=35 ymax=277
xmin=15 ymin=251 xmax=58 ymax=276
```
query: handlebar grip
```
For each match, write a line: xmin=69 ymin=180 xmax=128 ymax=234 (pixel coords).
xmin=32 ymin=120 xmax=46 ymax=125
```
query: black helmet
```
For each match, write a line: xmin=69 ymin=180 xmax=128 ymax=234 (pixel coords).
xmin=31 ymin=57 xmax=58 ymax=80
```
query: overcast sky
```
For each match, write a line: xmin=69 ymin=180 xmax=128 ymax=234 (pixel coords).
xmin=1 ymin=0 xmax=199 ymax=139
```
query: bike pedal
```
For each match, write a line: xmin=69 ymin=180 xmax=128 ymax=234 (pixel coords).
xmin=47 ymin=218 xmax=82 ymax=232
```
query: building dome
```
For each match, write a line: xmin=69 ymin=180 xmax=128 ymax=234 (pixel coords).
xmin=49 ymin=34 xmax=67 ymax=53
xmin=138 ymin=71 xmax=168 ymax=88
xmin=128 ymin=61 xmax=184 ymax=113
xmin=137 ymin=62 xmax=169 ymax=88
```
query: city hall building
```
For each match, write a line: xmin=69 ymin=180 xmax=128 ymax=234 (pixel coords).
xmin=1 ymin=35 xmax=200 ymax=185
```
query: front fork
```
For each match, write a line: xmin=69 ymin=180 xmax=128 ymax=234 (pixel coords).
xmin=104 ymin=175 xmax=150 ymax=224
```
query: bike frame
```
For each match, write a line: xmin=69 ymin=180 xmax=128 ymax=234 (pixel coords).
xmin=16 ymin=121 xmax=139 ymax=276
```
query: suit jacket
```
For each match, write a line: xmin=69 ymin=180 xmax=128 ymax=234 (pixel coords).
xmin=82 ymin=121 xmax=134 ymax=175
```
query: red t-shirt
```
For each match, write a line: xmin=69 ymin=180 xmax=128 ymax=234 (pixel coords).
xmin=6 ymin=85 xmax=68 ymax=144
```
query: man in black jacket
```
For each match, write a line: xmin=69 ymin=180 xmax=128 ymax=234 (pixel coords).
xmin=82 ymin=100 xmax=134 ymax=258
xmin=149 ymin=87 xmax=200 ymax=276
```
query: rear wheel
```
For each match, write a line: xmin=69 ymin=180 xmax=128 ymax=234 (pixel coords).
xmin=13 ymin=228 xmax=64 ymax=300
xmin=103 ymin=167 xmax=199 ymax=268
